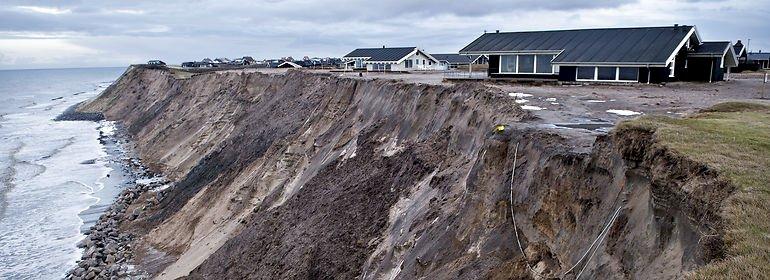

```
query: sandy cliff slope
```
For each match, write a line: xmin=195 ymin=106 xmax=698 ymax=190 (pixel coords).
xmin=79 ymin=67 xmax=741 ymax=279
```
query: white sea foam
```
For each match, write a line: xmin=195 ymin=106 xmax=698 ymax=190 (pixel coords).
xmin=0 ymin=68 xmax=124 ymax=279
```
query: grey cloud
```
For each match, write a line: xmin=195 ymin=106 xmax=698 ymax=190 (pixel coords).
xmin=1 ymin=0 xmax=769 ymax=69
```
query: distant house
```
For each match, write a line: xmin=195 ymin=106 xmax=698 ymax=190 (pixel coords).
xmin=734 ymin=40 xmax=748 ymax=67
xmin=747 ymin=51 xmax=770 ymax=69
xmin=181 ymin=61 xmax=213 ymax=68
xmin=460 ymin=25 xmax=738 ymax=83
xmin=242 ymin=56 xmax=257 ymax=65
xmin=230 ymin=56 xmax=257 ymax=66
xmin=202 ymin=58 xmax=214 ymax=64
xmin=342 ymin=47 xmax=441 ymax=71
xmin=214 ymin=58 xmax=231 ymax=64
xmin=430 ymin=54 xmax=484 ymax=70
xmin=278 ymin=61 xmax=303 ymax=68
xmin=147 ymin=60 xmax=166 ymax=66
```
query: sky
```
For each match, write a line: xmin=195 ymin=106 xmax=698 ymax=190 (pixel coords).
xmin=0 ymin=0 xmax=768 ymax=69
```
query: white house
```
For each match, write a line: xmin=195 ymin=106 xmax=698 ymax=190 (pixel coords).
xmin=342 ymin=47 xmax=441 ymax=71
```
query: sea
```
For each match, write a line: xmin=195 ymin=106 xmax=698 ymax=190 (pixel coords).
xmin=0 ymin=67 xmax=129 ymax=279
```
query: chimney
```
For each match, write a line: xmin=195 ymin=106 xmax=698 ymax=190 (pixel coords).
xmin=382 ymin=45 xmax=385 ymax=48
xmin=496 ymin=30 xmax=500 ymax=33
xmin=674 ymin=23 xmax=679 ymax=27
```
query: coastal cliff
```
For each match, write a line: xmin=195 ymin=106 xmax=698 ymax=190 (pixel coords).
xmin=73 ymin=66 xmax=751 ymax=279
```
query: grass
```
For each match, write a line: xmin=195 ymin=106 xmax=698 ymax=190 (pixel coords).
xmin=618 ymin=102 xmax=770 ymax=279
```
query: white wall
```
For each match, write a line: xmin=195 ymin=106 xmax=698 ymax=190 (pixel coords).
xmin=364 ymin=50 xmax=441 ymax=71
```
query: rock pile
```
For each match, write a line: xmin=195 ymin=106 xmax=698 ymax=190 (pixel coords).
xmin=66 ymin=174 xmax=170 ymax=280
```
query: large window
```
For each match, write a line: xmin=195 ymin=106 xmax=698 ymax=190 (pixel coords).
xmin=405 ymin=60 xmax=412 ymax=68
xmin=501 ymin=55 xmax=517 ymax=73
xmin=576 ymin=66 xmax=639 ymax=82
xmin=536 ymin=55 xmax=553 ymax=74
xmin=618 ymin=67 xmax=638 ymax=81
xmin=577 ymin=67 xmax=595 ymax=80
xmin=500 ymin=54 xmax=555 ymax=74
xmin=597 ymin=67 xmax=616 ymax=80
xmin=517 ymin=55 xmax=535 ymax=73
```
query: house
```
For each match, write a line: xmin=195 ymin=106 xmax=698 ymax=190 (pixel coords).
xmin=181 ymin=61 xmax=213 ymax=68
xmin=342 ymin=47 xmax=441 ymax=71
xmin=214 ymin=58 xmax=231 ymax=64
xmin=202 ymin=58 xmax=214 ymax=64
xmin=147 ymin=60 xmax=166 ymax=66
xmin=686 ymin=41 xmax=738 ymax=82
xmin=231 ymin=56 xmax=257 ymax=66
xmin=747 ymin=51 xmax=770 ymax=69
xmin=277 ymin=61 xmax=303 ymax=68
xmin=430 ymin=54 xmax=485 ymax=70
xmin=459 ymin=25 xmax=738 ymax=83
xmin=733 ymin=40 xmax=748 ymax=71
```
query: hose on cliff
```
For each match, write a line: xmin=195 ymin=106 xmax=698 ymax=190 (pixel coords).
xmin=508 ymin=141 xmax=624 ymax=280
xmin=508 ymin=142 xmax=541 ymax=279
xmin=573 ymin=205 xmax=623 ymax=279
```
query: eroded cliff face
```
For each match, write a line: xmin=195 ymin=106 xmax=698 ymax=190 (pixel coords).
xmin=81 ymin=67 xmax=733 ymax=279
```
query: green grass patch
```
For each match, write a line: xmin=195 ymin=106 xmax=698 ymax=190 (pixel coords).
xmin=619 ymin=102 xmax=770 ymax=279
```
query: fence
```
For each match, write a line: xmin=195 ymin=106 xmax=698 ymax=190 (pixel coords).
xmin=442 ymin=71 xmax=487 ymax=80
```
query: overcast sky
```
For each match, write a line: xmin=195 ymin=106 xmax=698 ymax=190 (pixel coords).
xmin=0 ymin=0 xmax=768 ymax=69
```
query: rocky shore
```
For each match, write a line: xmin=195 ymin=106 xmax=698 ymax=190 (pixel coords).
xmin=66 ymin=174 xmax=169 ymax=280
xmin=61 ymin=118 xmax=171 ymax=280
xmin=55 ymin=102 xmax=105 ymax=121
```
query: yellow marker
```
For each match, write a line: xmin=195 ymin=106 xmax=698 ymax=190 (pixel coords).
xmin=495 ymin=125 xmax=506 ymax=133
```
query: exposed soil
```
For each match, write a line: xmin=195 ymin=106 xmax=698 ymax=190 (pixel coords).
xmin=76 ymin=66 xmax=746 ymax=279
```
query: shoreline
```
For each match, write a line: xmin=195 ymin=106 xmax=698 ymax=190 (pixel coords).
xmin=55 ymin=106 xmax=165 ymax=279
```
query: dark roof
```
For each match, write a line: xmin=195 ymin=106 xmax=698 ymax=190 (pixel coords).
xmin=734 ymin=46 xmax=744 ymax=56
xmin=430 ymin=54 xmax=479 ymax=64
xmin=691 ymin=41 xmax=730 ymax=56
xmin=344 ymin=47 xmax=416 ymax=61
xmin=459 ymin=25 xmax=695 ymax=65
xmin=748 ymin=52 xmax=770 ymax=61
xmin=733 ymin=40 xmax=745 ymax=56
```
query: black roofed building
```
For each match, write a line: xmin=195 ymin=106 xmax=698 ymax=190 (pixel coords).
xmin=342 ymin=47 xmax=440 ymax=71
xmin=732 ymin=40 xmax=750 ymax=72
xmin=460 ymin=25 xmax=737 ymax=83
xmin=747 ymin=52 xmax=770 ymax=69
xmin=686 ymin=41 xmax=739 ymax=82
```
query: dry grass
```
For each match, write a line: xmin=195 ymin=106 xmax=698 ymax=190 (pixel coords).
xmin=620 ymin=102 xmax=770 ymax=279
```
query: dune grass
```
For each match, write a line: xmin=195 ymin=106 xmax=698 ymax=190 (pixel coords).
xmin=618 ymin=102 xmax=770 ymax=279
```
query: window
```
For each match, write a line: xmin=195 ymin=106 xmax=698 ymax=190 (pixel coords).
xmin=422 ymin=60 xmax=426 ymax=65
xmin=536 ymin=55 xmax=554 ymax=74
xmin=500 ymin=54 xmax=556 ymax=74
xmin=500 ymin=55 xmax=517 ymax=73
xmin=577 ymin=66 xmax=639 ymax=82
xmin=577 ymin=67 xmax=595 ymax=80
xmin=618 ymin=67 xmax=638 ymax=81
xmin=597 ymin=67 xmax=616 ymax=80
xmin=405 ymin=60 xmax=412 ymax=68
xmin=517 ymin=55 xmax=535 ymax=73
